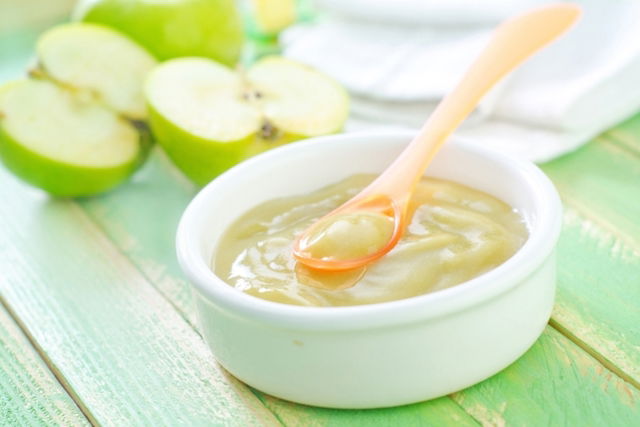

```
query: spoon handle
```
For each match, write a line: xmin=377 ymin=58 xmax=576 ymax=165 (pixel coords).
xmin=368 ymin=4 xmax=581 ymax=200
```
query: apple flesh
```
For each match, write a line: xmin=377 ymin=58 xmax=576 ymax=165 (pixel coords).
xmin=0 ymin=23 xmax=156 ymax=197
xmin=74 ymin=0 xmax=244 ymax=66
xmin=36 ymin=23 xmax=157 ymax=119
xmin=145 ymin=56 xmax=350 ymax=185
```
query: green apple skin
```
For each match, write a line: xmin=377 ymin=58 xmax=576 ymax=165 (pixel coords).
xmin=75 ymin=0 xmax=244 ymax=66
xmin=0 ymin=121 xmax=150 ymax=198
xmin=147 ymin=103 xmax=298 ymax=186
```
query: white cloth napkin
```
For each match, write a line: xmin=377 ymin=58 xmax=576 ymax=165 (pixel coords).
xmin=282 ymin=0 xmax=640 ymax=162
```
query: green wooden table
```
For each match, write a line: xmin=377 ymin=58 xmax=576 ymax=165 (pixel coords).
xmin=1 ymin=27 xmax=640 ymax=427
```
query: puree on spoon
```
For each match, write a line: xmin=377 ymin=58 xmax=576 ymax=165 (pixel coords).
xmin=301 ymin=211 xmax=395 ymax=262
xmin=214 ymin=174 xmax=528 ymax=307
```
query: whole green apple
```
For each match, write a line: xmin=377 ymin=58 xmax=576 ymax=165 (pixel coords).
xmin=74 ymin=0 xmax=244 ymax=66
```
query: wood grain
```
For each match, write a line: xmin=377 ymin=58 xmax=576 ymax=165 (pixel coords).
xmin=256 ymin=394 xmax=478 ymax=427
xmin=452 ymin=327 xmax=639 ymax=426
xmin=0 ymin=303 xmax=88 ymax=426
xmin=77 ymin=148 xmax=640 ymax=425
xmin=80 ymin=151 xmax=198 ymax=327
xmin=0 ymin=166 xmax=279 ymax=426
xmin=544 ymin=135 xmax=640 ymax=241
xmin=542 ymin=133 xmax=640 ymax=386
xmin=552 ymin=207 xmax=640 ymax=387
xmin=605 ymin=112 xmax=640 ymax=155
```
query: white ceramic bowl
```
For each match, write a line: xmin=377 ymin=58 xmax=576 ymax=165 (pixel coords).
xmin=177 ymin=131 xmax=562 ymax=408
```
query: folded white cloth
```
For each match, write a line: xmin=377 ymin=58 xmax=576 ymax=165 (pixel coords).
xmin=283 ymin=0 xmax=640 ymax=162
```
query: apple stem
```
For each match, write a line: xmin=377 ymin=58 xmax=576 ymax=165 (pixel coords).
xmin=27 ymin=66 xmax=46 ymax=80
xmin=259 ymin=120 xmax=280 ymax=140
xmin=28 ymin=63 xmax=125 ymax=117
xmin=28 ymin=64 xmax=87 ymax=98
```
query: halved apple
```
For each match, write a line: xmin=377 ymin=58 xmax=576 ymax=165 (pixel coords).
xmin=145 ymin=56 xmax=349 ymax=185
xmin=0 ymin=23 xmax=157 ymax=197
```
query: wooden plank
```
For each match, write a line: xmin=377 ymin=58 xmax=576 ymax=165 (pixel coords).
xmin=255 ymin=394 xmax=478 ymax=427
xmin=80 ymin=151 xmax=199 ymax=326
xmin=0 ymin=303 xmax=88 ymax=426
xmin=78 ymin=149 xmax=640 ymax=424
xmin=452 ymin=327 xmax=639 ymax=426
xmin=604 ymin=112 xmax=640 ymax=154
xmin=542 ymin=137 xmax=640 ymax=385
xmin=543 ymin=136 xmax=640 ymax=240
xmin=0 ymin=167 xmax=279 ymax=426
xmin=552 ymin=207 xmax=640 ymax=387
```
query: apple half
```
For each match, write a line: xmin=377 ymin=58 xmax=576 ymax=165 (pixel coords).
xmin=0 ymin=23 xmax=156 ymax=197
xmin=145 ymin=56 xmax=349 ymax=185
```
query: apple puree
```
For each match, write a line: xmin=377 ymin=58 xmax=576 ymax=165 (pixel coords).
xmin=214 ymin=174 xmax=528 ymax=307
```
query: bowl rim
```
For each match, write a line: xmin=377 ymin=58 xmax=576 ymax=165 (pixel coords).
xmin=177 ymin=131 xmax=562 ymax=331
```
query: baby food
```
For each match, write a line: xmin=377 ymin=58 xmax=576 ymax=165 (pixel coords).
xmin=214 ymin=174 xmax=528 ymax=307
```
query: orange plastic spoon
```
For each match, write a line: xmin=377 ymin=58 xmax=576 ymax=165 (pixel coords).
xmin=293 ymin=3 xmax=581 ymax=271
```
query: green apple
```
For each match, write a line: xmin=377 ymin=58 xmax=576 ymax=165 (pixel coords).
xmin=145 ymin=56 xmax=349 ymax=185
xmin=74 ymin=0 xmax=244 ymax=66
xmin=0 ymin=23 xmax=156 ymax=197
